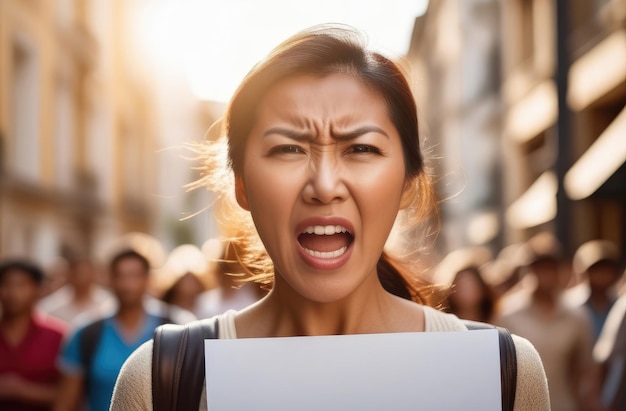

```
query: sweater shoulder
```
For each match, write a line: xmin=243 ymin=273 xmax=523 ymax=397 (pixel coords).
xmin=422 ymin=306 xmax=466 ymax=332
xmin=110 ymin=340 xmax=153 ymax=411
xmin=511 ymin=334 xmax=550 ymax=411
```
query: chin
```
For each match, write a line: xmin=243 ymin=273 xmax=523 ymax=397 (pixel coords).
xmin=295 ymin=283 xmax=361 ymax=305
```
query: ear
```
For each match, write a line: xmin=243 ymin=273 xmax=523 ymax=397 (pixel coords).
xmin=235 ymin=175 xmax=250 ymax=211
xmin=399 ymin=178 xmax=417 ymax=209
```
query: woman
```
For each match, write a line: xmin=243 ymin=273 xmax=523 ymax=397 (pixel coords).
xmin=195 ymin=239 xmax=267 ymax=320
xmin=435 ymin=246 xmax=497 ymax=323
xmin=156 ymin=244 xmax=212 ymax=315
xmin=111 ymin=24 xmax=549 ymax=410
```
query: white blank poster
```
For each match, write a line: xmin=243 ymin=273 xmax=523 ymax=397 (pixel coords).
xmin=205 ymin=329 xmax=501 ymax=410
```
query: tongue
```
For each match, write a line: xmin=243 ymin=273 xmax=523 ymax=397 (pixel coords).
xmin=298 ymin=233 xmax=351 ymax=253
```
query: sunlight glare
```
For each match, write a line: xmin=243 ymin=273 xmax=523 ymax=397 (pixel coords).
xmin=136 ymin=0 xmax=429 ymax=103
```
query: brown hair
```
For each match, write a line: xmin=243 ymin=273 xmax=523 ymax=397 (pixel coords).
xmin=194 ymin=25 xmax=442 ymax=306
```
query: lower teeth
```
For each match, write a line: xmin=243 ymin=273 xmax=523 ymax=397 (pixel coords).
xmin=305 ymin=246 xmax=347 ymax=259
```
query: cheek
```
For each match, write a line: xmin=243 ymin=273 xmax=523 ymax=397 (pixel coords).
xmin=244 ymin=162 xmax=300 ymax=229
xmin=113 ymin=277 xmax=142 ymax=293
xmin=0 ymin=285 xmax=8 ymax=298
xmin=456 ymin=282 xmax=482 ymax=303
xmin=3 ymin=284 xmax=36 ymax=304
xmin=178 ymin=277 xmax=202 ymax=294
xmin=132 ymin=277 xmax=149 ymax=292
xmin=351 ymin=165 xmax=405 ymax=220
xmin=248 ymin=176 xmax=294 ymax=212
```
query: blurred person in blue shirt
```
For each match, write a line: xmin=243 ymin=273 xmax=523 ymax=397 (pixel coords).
xmin=53 ymin=249 xmax=189 ymax=411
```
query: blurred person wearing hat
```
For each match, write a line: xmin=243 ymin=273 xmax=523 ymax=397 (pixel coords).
xmin=0 ymin=259 xmax=67 ymax=411
xmin=195 ymin=239 xmax=267 ymax=320
xmin=568 ymin=240 xmax=623 ymax=342
xmin=495 ymin=231 xmax=602 ymax=411
xmin=156 ymin=244 xmax=213 ymax=316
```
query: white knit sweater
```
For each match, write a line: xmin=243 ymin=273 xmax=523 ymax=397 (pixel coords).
xmin=110 ymin=306 xmax=550 ymax=410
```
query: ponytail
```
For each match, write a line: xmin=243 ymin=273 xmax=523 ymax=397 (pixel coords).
xmin=377 ymin=252 xmax=446 ymax=308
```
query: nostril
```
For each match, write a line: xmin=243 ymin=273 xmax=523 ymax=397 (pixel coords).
xmin=304 ymin=175 xmax=348 ymax=205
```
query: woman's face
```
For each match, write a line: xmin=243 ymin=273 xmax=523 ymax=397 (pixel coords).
xmin=0 ymin=270 xmax=40 ymax=316
xmin=110 ymin=257 xmax=149 ymax=307
xmin=237 ymin=73 xmax=410 ymax=303
xmin=451 ymin=270 xmax=484 ymax=309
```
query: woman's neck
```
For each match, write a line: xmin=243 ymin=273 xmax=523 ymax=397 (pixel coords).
xmin=114 ymin=304 xmax=146 ymax=343
xmin=72 ymin=284 xmax=93 ymax=303
xmin=236 ymin=280 xmax=424 ymax=338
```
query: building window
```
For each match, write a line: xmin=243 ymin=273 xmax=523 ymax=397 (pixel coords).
xmin=87 ymin=101 xmax=113 ymax=202
xmin=11 ymin=38 xmax=40 ymax=182
xmin=55 ymin=78 xmax=75 ymax=189
xmin=519 ymin=0 xmax=535 ymax=65
xmin=120 ymin=122 xmax=144 ymax=205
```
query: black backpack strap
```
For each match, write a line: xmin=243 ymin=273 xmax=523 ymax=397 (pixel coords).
xmin=79 ymin=318 xmax=106 ymax=387
xmin=463 ymin=320 xmax=517 ymax=411
xmin=152 ymin=318 xmax=219 ymax=411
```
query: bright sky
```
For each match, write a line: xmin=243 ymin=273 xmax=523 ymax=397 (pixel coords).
xmin=136 ymin=0 xmax=429 ymax=103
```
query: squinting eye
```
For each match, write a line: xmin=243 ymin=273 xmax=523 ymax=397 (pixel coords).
xmin=349 ymin=145 xmax=381 ymax=154
xmin=269 ymin=145 xmax=305 ymax=155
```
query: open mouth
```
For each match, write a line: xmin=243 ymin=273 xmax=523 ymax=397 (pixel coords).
xmin=297 ymin=225 xmax=354 ymax=259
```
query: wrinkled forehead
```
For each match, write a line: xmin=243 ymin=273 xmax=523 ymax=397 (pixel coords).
xmin=253 ymin=73 xmax=394 ymax=130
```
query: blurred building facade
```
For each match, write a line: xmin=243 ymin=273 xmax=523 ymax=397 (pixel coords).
xmin=408 ymin=0 xmax=503 ymax=257
xmin=500 ymin=0 xmax=625 ymax=254
xmin=0 ymin=0 xmax=218 ymax=267
xmin=409 ymin=0 xmax=626 ymax=258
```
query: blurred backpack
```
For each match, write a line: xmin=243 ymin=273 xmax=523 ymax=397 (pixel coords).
xmin=151 ymin=318 xmax=517 ymax=411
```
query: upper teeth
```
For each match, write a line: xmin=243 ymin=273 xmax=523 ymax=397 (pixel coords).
xmin=302 ymin=225 xmax=349 ymax=235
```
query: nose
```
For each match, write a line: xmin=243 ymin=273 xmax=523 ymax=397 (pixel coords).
xmin=302 ymin=152 xmax=348 ymax=205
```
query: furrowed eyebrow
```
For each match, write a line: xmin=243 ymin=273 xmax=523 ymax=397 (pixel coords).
xmin=333 ymin=126 xmax=389 ymax=140
xmin=262 ymin=127 xmax=310 ymax=141
xmin=262 ymin=125 xmax=389 ymax=141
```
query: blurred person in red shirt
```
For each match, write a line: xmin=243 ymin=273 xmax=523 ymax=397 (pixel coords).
xmin=0 ymin=259 xmax=67 ymax=411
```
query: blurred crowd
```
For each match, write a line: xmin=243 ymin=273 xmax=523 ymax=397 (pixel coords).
xmin=435 ymin=232 xmax=626 ymax=411
xmin=0 ymin=234 xmax=266 ymax=411
xmin=1 ymin=231 xmax=624 ymax=410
